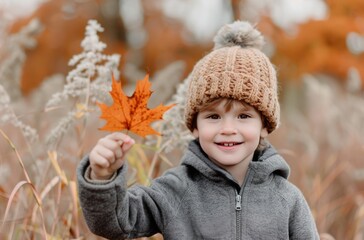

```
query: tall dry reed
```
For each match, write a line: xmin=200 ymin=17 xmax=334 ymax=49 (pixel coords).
xmin=1 ymin=19 xmax=363 ymax=240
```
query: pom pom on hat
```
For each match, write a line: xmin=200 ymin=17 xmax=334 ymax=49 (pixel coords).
xmin=213 ymin=20 xmax=264 ymax=50
xmin=184 ymin=20 xmax=280 ymax=133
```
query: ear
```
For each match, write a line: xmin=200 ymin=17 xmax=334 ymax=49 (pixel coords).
xmin=192 ymin=128 xmax=199 ymax=138
xmin=260 ymin=127 xmax=268 ymax=138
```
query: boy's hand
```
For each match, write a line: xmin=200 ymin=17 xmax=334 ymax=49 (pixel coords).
xmin=89 ymin=132 xmax=135 ymax=180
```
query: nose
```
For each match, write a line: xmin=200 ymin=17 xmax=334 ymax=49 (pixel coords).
xmin=219 ymin=118 xmax=237 ymax=135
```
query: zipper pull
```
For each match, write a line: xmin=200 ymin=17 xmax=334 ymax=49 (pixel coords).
xmin=235 ymin=194 xmax=242 ymax=210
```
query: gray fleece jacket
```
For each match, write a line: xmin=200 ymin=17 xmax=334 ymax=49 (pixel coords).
xmin=77 ymin=140 xmax=319 ymax=240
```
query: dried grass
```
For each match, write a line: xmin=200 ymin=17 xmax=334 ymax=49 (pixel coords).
xmin=0 ymin=20 xmax=363 ymax=240
xmin=270 ymin=75 xmax=364 ymax=240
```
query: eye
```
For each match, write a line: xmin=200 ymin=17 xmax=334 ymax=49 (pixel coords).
xmin=238 ymin=113 xmax=250 ymax=119
xmin=207 ymin=114 xmax=220 ymax=120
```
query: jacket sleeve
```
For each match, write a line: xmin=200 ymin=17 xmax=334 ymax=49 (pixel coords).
xmin=288 ymin=186 xmax=320 ymax=240
xmin=76 ymin=156 xmax=185 ymax=240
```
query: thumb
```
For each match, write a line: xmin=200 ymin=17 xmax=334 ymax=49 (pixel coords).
xmin=120 ymin=136 xmax=135 ymax=153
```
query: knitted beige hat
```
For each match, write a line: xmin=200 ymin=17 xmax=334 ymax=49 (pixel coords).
xmin=184 ymin=20 xmax=280 ymax=133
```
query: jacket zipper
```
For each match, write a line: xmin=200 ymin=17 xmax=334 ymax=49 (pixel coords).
xmin=235 ymin=189 xmax=242 ymax=240
xmin=235 ymin=167 xmax=251 ymax=240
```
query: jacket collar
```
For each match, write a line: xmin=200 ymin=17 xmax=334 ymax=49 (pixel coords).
xmin=181 ymin=139 xmax=290 ymax=186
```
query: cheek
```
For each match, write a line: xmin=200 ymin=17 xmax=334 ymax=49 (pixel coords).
xmin=193 ymin=124 xmax=215 ymax=141
xmin=242 ymin=127 xmax=263 ymax=141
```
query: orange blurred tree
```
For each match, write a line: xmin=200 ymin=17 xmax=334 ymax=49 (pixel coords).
xmin=10 ymin=0 xmax=364 ymax=96
xmin=261 ymin=0 xmax=364 ymax=85
xmin=9 ymin=0 xmax=210 ymax=96
xmin=9 ymin=0 xmax=127 ymax=95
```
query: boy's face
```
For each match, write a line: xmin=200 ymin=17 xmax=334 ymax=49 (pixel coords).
xmin=193 ymin=99 xmax=268 ymax=171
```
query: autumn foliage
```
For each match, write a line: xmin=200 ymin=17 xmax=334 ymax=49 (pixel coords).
xmin=98 ymin=74 xmax=174 ymax=137
xmin=262 ymin=0 xmax=364 ymax=84
xmin=8 ymin=0 xmax=127 ymax=95
xmin=1 ymin=1 xmax=364 ymax=240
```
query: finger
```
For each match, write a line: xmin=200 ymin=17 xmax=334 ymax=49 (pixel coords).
xmin=99 ymin=137 xmax=120 ymax=150
xmin=114 ymin=147 xmax=123 ymax=160
xmin=95 ymin=145 xmax=116 ymax=164
xmin=98 ymin=138 xmax=123 ymax=160
xmin=90 ymin=151 xmax=110 ymax=168
xmin=106 ymin=132 xmax=130 ymax=142
xmin=105 ymin=133 xmax=135 ymax=155
xmin=109 ymin=158 xmax=125 ymax=172
xmin=121 ymin=137 xmax=135 ymax=153
xmin=109 ymin=138 xmax=134 ymax=172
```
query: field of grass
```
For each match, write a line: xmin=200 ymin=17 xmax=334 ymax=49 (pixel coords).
xmin=1 ymin=20 xmax=363 ymax=240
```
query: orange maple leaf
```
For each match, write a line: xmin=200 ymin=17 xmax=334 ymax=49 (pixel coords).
xmin=97 ymin=74 xmax=175 ymax=137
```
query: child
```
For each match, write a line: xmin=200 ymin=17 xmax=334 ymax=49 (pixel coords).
xmin=77 ymin=21 xmax=319 ymax=239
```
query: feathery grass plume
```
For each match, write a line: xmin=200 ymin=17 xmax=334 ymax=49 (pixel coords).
xmin=283 ymin=74 xmax=364 ymax=159
xmin=275 ymin=74 xmax=364 ymax=238
xmin=303 ymin=74 xmax=364 ymax=151
xmin=147 ymin=76 xmax=193 ymax=153
xmin=0 ymin=84 xmax=39 ymax=143
xmin=0 ymin=19 xmax=43 ymax=101
xmin=46 ymin=19 xmax=121 ymax=108
xmin=147 ymin=61 xmax=185 ymax=108
xmin=27 ymin=74 xmax=65 ymax=112
xmin=45 ymin=19 xmax=120 ymax=148
xmin=46 ymin=112 xmax=75 ymax=148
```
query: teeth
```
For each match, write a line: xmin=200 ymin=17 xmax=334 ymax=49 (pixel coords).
xmin=223 ymin=143 xmax=234 ymax=146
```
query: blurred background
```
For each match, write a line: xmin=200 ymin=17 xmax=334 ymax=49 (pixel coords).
xmin=0 ymin=0 xmax=363 ymax=239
